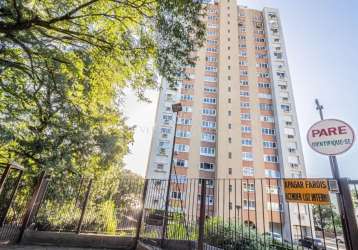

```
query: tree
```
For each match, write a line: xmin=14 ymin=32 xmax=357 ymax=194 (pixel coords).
xmin=312 ymin=205 xmax=342 ymax=234
xmin=0 ymin=0 xmax=205 ymax=175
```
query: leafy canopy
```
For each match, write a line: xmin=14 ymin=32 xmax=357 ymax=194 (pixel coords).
xmin=0 ymin=0 xmax=205 ymax=175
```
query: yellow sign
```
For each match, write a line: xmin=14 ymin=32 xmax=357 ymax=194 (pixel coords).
xmin=284 ymin=179 xmax=330 ymax=205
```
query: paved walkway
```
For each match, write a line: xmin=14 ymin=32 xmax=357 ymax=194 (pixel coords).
xmin=0 ymin=245 xmax=110 ymax=250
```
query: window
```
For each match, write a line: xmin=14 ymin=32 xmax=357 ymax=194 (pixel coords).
xmin=258 ymin=93 xmax=272 ymax=99
xmin=176 ymin=130 xmax=191 ymax=138
xmin=281 ymin=104 xmax=291 ymax=112
xmin=178 ymin=118 xmax=192 ymax=125
xmin=197 ymin=195 xmax=214 ymax=205
xmin=240 ymin=102 xmax=250 ymax=108
xmin=182 ymin=106 xmax=192 ymax=112
xmin=240 ymin=80 xmax=248 ymax=85
xmin=242 ymin=152 xmax=253 ymax=161
xmin=207 ymin=40 xmax=217 ymax=45
xmin=183 ymin=84 xmax=193 ymax=89
xmin=208 ymin=15 xmax=218 ymax=20
xmin=206 ymin=56 xmax=217 ymax=62
xmin=284 ymin=127 xmax=295 ymax=136
xmin=200 ymin=162 xmax=215 ymax=171
xmin=256 ymin=38 xmax=265 ymax=43
xmin=256 ymin=54 xmax=268 ymax=59
xmin=228 ymin=137 xmax=232 ymax=143
xmin=207 ymin=47 xmax=217 ymax=53
xmin=240 ymin=113 xmax=251 ymax=120
xmin=266 ymin=186 xmax=278 ymax=194
xmin=288 ymin=142 xmax=297 ymax=152
xmin=241 ymin=139 xmax=252 ymax=146
xmin=171 ymin=191 xmax=183 ymax=200
xmin=228 ymin=123 xmax=232 ymax=129
xmin=229 ymin=168 xmax=232 ymax=175
xmin=243 ymin=167 xmax=254 ymax=176
xmin=228 ymin=110 xmax=232 ymax=116
xmin=203 ymin=97 xmax=216 ymax=104
xmin=267 ymin=202 xmax=282 ymax=211
xmin=239 ymin=44 xmax=247 ymax=49
xmin=202 ymin=120 xmax=216 ymax=128
xmin=257 ymin=83 xmax=271 ymax=88
xmin=243 ymin=183 xmax=255 ymax=192
xmin=263 ymin=141 xmax=277 ymax=148
xmin=255 ymin=46 xmax=266 ymax=51
xmin=241 ymin=126 xmax=252 ymax=133
xmin=204 ymin=76 xmax=217 ymax=82
xmin=228 ymin=98 xmax=231 ymax=103
xmin=207 ymin=23 xmax=217 ymax=28
xmin=257 ymin=72 xmax=270 ymax=78
xmin=288 ymin=156 xmax=300 ymax=165
xmin=201 ymin=132 xmax=216 ymax=142
xmin=199 ymin=179 xmax=214 ymax=187
xmin=240 ymin=70 xmax=248 ymax=76
xmin=175 ymin=144 xmax=190 ymax=152
xmin=161 ymin=127 xmax=171 ymax=137
xmin=202 ymin=108 xmax=216 ymax=116
xmin=239 ymin=35 xmax=246 ymax=40
xmin=262 ymin=128 xmax=275 ymax=135
xmin=259 ymin=103 xmax=273 ymax=111
xmin=181 ymin=94 xmax=193 ymax=101
xmin=171 ymin=175 xmax=188 ymax=183
xmin=264 ymin=155 xmax=279 ymax=163
xmin=176 ymin=159 xmax=188 ymax=167
xmin=162 ymin=114 xmax=173 ymax=124
xmin=200 ymin=147 xmax=215 ymax=156
xmin=240 ymin=91 xmax=249 ymax=97
xmin=261 ymin=115 xmax=274 ymax=123
xmin=204 ymin=87 xmax=216 ymax=93
xmin=156 ymin=163 xmax=164 ymax=170
xmin=207 ymin=30 xmax=217 ymax=36
xmin=239 ymin=51 xmax=247 ymax=57
xmin=274 ymin=52 xmax=282 ymax=59
xmin=228 ymin=152 xmax=232 ymax=159
xmin=265 ymin=169 xmax=280 ymax=178
xmin=205 ymin=66 xmax=217 ymax=72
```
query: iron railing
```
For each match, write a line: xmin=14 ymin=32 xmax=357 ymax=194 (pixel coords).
xmin=1 ymin=171 xmax=358 ymax=250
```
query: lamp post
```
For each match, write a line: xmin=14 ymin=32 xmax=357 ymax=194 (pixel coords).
xmin=161 ymin=102 xmax=182 ymax=248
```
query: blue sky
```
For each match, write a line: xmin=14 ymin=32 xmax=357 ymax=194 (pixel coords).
xmin=123 ymin=0 xmax=358 ymax=179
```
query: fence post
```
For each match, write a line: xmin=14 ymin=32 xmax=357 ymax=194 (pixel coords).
xmin=198 ymin=179 xmax=207 ymax=250
xmin=0 ymin=171 xmax=23 ymax=226
xmin=18 ymin=171 xmax=48 ymax=243
xmin=339 ymin=178 xmax=358 ymax=250
xmin=0 ymin=163 xmax=11 ymax=195
xmin=76 ymin=179 xmax=93 ymax=234
xmin=133 ymin=179 xmax=149 ymax=250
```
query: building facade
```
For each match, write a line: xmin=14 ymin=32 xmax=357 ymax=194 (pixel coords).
xmin=145 ymin=0 xmax=311 ymax=239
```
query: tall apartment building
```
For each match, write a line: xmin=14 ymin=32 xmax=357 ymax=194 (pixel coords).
xmin=146 ymin=0 xmax=311 ymax=240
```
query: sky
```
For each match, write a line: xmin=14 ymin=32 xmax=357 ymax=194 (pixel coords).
xmin=122 ymin=0 xmax=358 ymax=179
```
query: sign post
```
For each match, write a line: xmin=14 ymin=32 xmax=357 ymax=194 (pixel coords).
xmin=307 ymin=99 xmax=357 ymax=250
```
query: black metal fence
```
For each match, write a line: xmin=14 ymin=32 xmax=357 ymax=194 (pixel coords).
xmin=32 ymin=175 xmax=145 ymax=236
xmin=139 ymin=178 xmax=351 ymax=250
xmin=0 ymin=163 xmax=36 ymax=244
xmin=1 ymin=167 xmax=358 ymax=250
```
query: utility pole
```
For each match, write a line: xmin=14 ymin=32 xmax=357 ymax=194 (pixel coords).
xmin=161 ymin=103 xmax=182 ymax=248
xmin=314 ymin=99 xmax=356 ymax=250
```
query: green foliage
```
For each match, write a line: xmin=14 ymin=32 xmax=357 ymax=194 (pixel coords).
xmin=0 ymin=0 xmax=205 ymax=177
xmin=312 ymin=205 xmax=342 ymax=234
xmin=205 ymin=217 xmax=293 ymax=250
xmin=34 ymin=169 xmax=143 ymax=235
xmin=167 ymin=213 xmax=197 ymax=240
